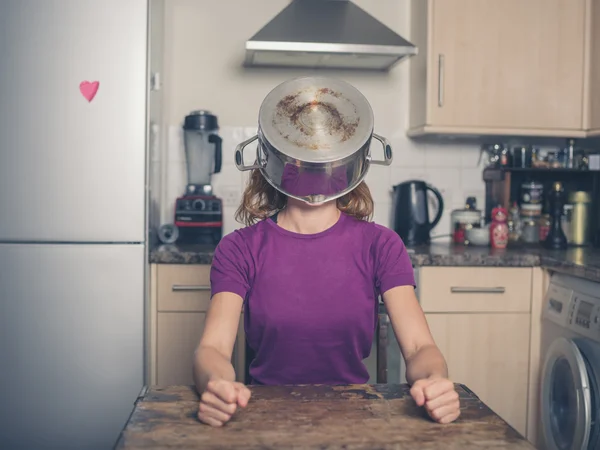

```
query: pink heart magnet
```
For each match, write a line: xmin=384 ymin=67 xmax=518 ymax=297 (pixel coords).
xmin=79 ymin=81 xmax=100 ymax=102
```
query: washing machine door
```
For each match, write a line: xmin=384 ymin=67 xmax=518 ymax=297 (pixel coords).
xmin=541 ymin=337 xmax=594 ymax=450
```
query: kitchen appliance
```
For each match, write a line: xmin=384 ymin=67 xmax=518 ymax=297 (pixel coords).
xmin=244 ymin=0 xmax=417 ymax=71
xmin=450 ymin=197 xmax=481 ymax=244
xmin=392 ymin=180 xmax=444 ymax=246
xmin=568 ymin=191 xmax=592 ymax=246
xmin=235 ymin=77 xmax=392 ymax=204
xmin=482 ymin=167 xmax=509 ymax=222
xmin=174 ymin=110 xmax=223 ymax=245
xmin=0 ymin=1 xmax=149 ymax=448
xmin=538 ymin=273 xmax=600 ymax=450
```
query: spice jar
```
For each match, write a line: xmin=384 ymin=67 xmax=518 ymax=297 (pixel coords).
xmin=512 ymin=146 xmax=532 ymax=168
xmin=507 ymin=202 xmax=522 ymax=243
xmin=539 ymin=214 xmax=551 ymax=242
xmin=521 ymin=182 xmax=544 ymax=205
xmin=453 ymin=222 xmax=466 ymax=245
xmin=520 ymin=204 xmax=542 ymax=218
xmin=521 ymin=219 xmax=539 ymax=244
xmin=547 ymin=152 xmax=562 ymax=169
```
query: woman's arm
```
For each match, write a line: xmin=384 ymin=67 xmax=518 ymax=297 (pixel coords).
xmin=195 ymin=231 xmax=252 ymax=427
xmin=383 ymin=285 xmax=460 ymax=424
xmin=194 ymin=291 xmax=251 ymax=427
xmin=193 ymin=291 xmax=244 ymax=393
xmin=382 ymin=285 xmax=447 ymax=383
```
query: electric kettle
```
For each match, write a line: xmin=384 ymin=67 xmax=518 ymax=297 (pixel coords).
xmin=392 ymin=180 xmax=444 ymax=246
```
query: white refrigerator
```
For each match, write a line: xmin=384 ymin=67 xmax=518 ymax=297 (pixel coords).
xmin=0 ymin=1 xmax=150 ymax=448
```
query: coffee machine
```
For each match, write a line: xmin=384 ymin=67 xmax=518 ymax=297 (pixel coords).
xmin=174 ymin=110 xmax=223 ymax=245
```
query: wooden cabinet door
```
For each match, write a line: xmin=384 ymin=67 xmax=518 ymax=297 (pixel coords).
xmin=589 ymin=0 xmax=600 ymax=134
xmin=157 ymin=312 xmax=206 ymax=386
xmin=156 ymin=311 xmax=246 ymax=386
xmin=428 ymin=0 xmax=586 ymax=131
xmin=426 ymin=313 xmax=530 ymax=436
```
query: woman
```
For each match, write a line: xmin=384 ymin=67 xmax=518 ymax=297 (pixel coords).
xmin=193 ymin=171 xmax=460 ymax=427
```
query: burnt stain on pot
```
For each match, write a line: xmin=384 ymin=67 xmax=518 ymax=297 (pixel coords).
xmin=274 ymin=89 xmax=359 ymax=150
xmin=317 ymin=87 xmax=342 ymax=98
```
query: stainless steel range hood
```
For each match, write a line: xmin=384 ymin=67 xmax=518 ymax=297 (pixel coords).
xmin=244 ymin=0 xmax=417 ymax=71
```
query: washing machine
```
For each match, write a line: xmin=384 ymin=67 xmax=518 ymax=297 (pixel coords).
xmin=539 ymin=273 xmax=600 ymax=450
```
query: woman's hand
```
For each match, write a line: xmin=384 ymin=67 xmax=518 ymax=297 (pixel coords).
xmin=410 ymin=376 xmax=460 ymax=424
xmin=198 ymin=378 xmax=252 ymax=427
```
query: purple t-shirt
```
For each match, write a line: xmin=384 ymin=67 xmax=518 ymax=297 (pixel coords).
xmin=210 ymin=212 xmax=415 ymax=385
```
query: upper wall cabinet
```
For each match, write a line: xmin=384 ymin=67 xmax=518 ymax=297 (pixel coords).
xmin=408 ymin=0 xmax=600 ymax=138
xmin=590 ymin=0 xmax=600 ymax=135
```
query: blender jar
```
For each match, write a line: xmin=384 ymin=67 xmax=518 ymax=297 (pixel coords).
xmin=183 ymin=110 xmax=222 ymax=186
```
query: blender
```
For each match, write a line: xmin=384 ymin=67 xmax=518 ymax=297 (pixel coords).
xmin=174 ymin=110 xmax=223 ymax=245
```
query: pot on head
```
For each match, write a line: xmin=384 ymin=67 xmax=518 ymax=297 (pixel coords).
xmin=235 ymin=77 xmax=392 ymax=204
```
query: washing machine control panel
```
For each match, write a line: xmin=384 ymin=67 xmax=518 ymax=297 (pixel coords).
xmin=543 ymin=284 xmax=573 ymax=326
xmin=570 ymin=293 xmax=600 ymax=340
xmin=543 ymin=276 xmax=600 ymax=341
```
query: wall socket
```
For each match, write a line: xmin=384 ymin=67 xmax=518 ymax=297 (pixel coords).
xmin=220 ymin=185 xmax=241 ymax=207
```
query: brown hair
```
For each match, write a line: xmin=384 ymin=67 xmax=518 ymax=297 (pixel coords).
xmin=235 ymin=170 xmax=374 ymax=226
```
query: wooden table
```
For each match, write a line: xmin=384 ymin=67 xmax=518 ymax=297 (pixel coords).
xmin=115 ymin=384 xmax=536 ymax=449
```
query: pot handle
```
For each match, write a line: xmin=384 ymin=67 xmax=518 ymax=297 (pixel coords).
xmin=235 ymin=135 xmax=263 ymax=171
xmin=370 ymin=134 xmax=393 ymax=166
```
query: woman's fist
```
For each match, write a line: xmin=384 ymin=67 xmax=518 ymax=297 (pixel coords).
xmin=410 ymin=376 xmax=460 ymax=424
xmin=198 ymin=378 xmax=252 ymax=427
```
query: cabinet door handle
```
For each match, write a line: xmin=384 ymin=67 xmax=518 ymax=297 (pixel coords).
xmin=450 ymin=287 xmax=506 ymax=294
xmin=438 ymin=54 xmax=445 ymax=107
xmin=172 ymin=285 xmax=211 ymax=292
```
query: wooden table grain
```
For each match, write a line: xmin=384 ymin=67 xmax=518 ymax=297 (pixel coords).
xmin=115 ymin=384 xmax=536 ymax=449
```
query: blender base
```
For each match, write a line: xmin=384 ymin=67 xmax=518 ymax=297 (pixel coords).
xmin=173 ymin=190 xmax=223 ymax=246
xmin=175 ymin=226 xmax=222 ymax=246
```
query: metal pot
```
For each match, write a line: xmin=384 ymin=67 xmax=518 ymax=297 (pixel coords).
xmin=234 ymin=77 xmax=392 ymax=204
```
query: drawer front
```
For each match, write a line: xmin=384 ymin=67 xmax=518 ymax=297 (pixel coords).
xmin=419 ymin=267 xmax=532 ymax=313
xmin=157 ymin=264 xmax=211 ymax=312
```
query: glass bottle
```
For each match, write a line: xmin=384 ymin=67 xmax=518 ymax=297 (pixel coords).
xmin=507 ymin=202 xmax=521 ymax=243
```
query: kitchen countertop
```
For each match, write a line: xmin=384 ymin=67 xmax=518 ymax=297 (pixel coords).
xmin=410 ymin=244 xmax=600 ymax=283
xmin=150 ymin=242 xmax=600 ymax=283
xmin=151 ymin=244 xmax=216 ymax=265
xmin=115 ymin=384 xmax=534 ymax=449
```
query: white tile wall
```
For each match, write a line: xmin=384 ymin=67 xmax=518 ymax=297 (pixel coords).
xmin=154 ymin=126 xmax=485 ymax=241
